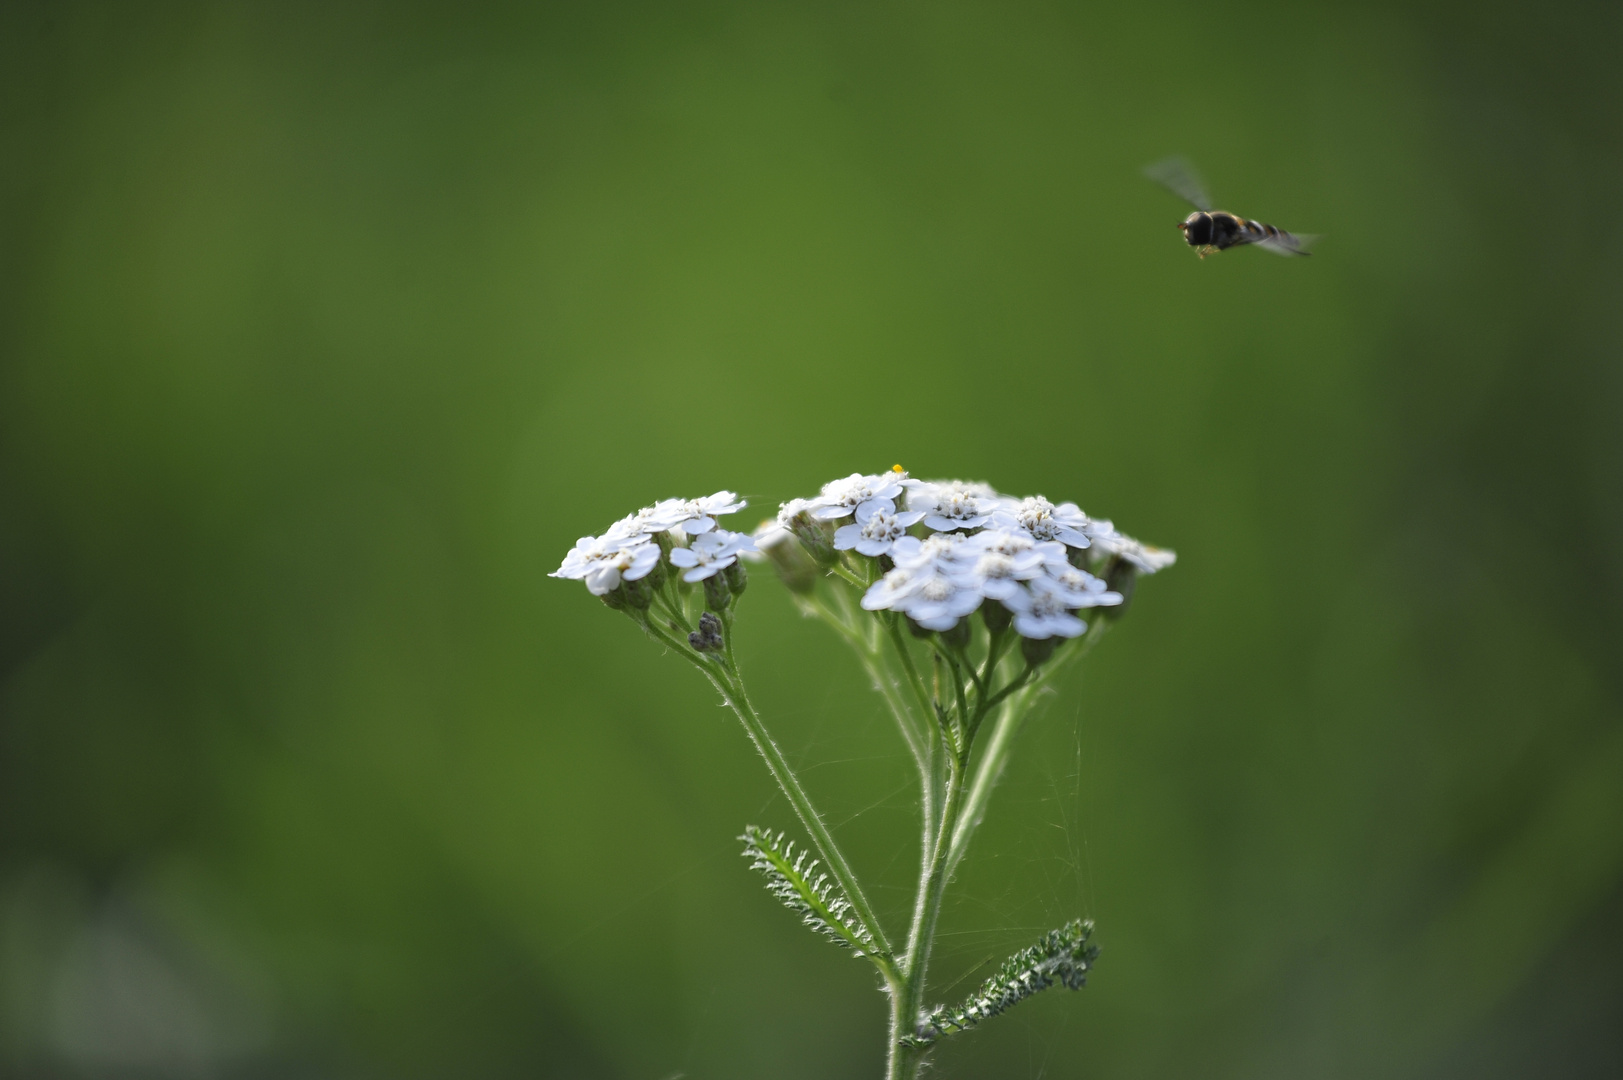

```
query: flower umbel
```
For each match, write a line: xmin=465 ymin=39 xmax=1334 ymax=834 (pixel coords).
xmin=552 ymin=468 xmax=1173 ymax=1080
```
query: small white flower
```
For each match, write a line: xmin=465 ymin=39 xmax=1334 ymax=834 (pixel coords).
xmin=553 ymin=534 xmax=616 ymax=580
xmin=605 ymin=504 xmax=685 ymax=544
xmin=551 ymin=534 xmax=661 ymax=596
xmin=903 ymin=477 xmax=998 ymax=500
xmin=809 ymin=470 xmax=909 ymax=521
xmin=653 ymin=491 xmax=748 ymax=536
xmin=903 ymin=573 xmax=985 ymax=631
xmin=668 ymin=528 xmax=759 ymax=582
xmin=862 ymin=533 xmax=983 ymax=630
xmin=1039 ymin=563 xmax=1123 ymax=609
xmin=833 ymin=498 xmax=927 ymax=557
xmin=891 ymin=532 xmax=968 ymax=566
xmin=860 ymin=565 xmax=922 ymax=613
xmin=1084 ymin=519 xmax=1177 ymax=573
xmin=776 ymin=497 xmax=815 ymax=528
xmin=907 ymin=479 xmax=999 ymax=532
xmin=953 ymin=528 xmax=1059 ymax=601
xmin=992 ymin=495 xmax=1091 ymax=548
xmin=1005 ymin=577 xmax=1089 ymax=640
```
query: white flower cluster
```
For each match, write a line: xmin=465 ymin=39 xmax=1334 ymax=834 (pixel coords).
xmin=551 ymin=491 xmax=757 ymax=595
xmin=754 ymin=470 xmax=1175 ymax=639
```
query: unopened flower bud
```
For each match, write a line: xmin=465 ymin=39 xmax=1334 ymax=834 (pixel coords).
xmin=622 ymin=574 xmax=655 ymax=610
xmin=790 ymin=513 xmax=839 ymax=569
xmin=723 ymin=560 xmax=748 ymax=598
xmin=689 ymin=610 xmax=725 ymax=652
xmin=758 ymin=527 xmax=818 ymax=594
xmin=981 ymin=600 xmax=1012 ymax=634
xmin=704 ymin=572 xmax=732 ymax=612
xmin=1101 ymin=556 xmax=1136 ymax=620
xmin=940 ymin=618 xmax=971 ymax=650
xmin=1020 ymin=634 xmax=1059 ymax=667
xmin=599 ymin=584 xmax=628 ymax=611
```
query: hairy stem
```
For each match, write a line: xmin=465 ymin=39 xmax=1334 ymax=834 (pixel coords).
xmin=888 ymin=748 xmax=964 ymax=1080
xmin=858 ymin=647 xmax=929 ymax=770
xmin=710 ymin=635 xmax=899 ymax=980
xmin=947 ymin=621 xmax=1109 ymax=877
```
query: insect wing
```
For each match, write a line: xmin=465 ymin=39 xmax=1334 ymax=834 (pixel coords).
xmin=1256 ymin=231 xmax=1319 ymax=257
xmin=1143 ymin=156 xmax=1213 ymax=211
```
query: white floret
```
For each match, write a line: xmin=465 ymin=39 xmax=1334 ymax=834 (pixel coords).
xmin=833 ymin=498 xmax=927 ymax=557
xmin=861 ymin=532 xmax=985 ymax=630
xmin=551 ymin=534 xmax=661 ymax=596
xmin=1005 ymin=577 xmax=1089 ymax=640
xmin=654 ymin=491 xmax=748 ymax=536
xmin=907 ymin=479 xmax=1000 ymax=532
xmin=809 ymin=470 xmax=909 ymax=521
xmin=1083 ymin=519 xmax=1177 ymax=573
xmin=668 ymin=528 xmax=759 ymax=581
xmin=992 ymin=495 xmax=1091 ymax=548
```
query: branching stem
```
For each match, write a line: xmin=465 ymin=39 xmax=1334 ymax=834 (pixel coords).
xmin=675 ymin=570 xmax=1117 ymax=1077
xmin=711 ymin=634 xmax=900 ymax=983
xmin=947 ymin=620 xmax=1109 ymax=878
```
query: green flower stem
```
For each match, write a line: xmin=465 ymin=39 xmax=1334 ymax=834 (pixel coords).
xmin=807 ymin=594 xmax=865 ymax=650
xmin=803 ymin=593 xmax=945 ymax=906
xmin=964 ymin=663 xmax=1035 ymax=748
xmin=802 ymin=592 xmax=932 ymax=786
xmin=858 ymin=648 xmax=930 ymax=777
xmin=637 ymin=607 xmax=899 ymax=980
xmin=656 ymin=571 xmax=693 ymax=631
xmin=941 ymin=638 xmax=986 ymax=701
xmin=889 ymin=620 xmax=940 ymax=743
xmin=944 ymin=688 xmax=1029 ymax=883
xmin=888 ymin=750 xmax=966 ymax=1080
xmin=939 ymin=650 xmax=971 ymax=761
xmin=828 ymin=561 xmax=868 ymax=590
xmin=638 ymin=610 xmax=712 ymax=666
xmin=694 ymin=569 xmax=1115 ymax=1075
xmin=946 ymin=621 xmax=1110 ymax=877
xmin=658 ymin=588 xmax=691 ymax=627
xmin=710 ymin=633 xmax=900 ymax=983
xmin=893 ymin=624 xmax=951 ymax=851
xmin=976 ymin=629 xmax=1012 ymax=704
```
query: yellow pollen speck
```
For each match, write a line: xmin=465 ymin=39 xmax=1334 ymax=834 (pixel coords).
xmin=891 ymin=464 xmax=905 ymax=473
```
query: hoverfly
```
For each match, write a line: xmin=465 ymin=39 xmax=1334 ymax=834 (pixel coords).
xmin=1145 ymin=157 xmax=1316 ymax=259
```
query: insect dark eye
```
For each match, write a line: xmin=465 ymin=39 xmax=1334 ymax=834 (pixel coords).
xmin=1186 ymin=214 xmax=1213 ymax=245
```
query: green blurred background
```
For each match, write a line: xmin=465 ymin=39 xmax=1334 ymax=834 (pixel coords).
xmin=2 ymin=1 xmax=1620 ymax=1076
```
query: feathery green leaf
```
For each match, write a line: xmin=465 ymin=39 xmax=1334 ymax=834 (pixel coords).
xmin=902 ymin=919 xmax=1098 ymax=1047
xmin=740 ymin=825 xmax=884 ymax=958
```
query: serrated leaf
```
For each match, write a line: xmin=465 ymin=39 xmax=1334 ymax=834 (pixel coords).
xmin=903 ymin=919 xmax=1098 ymax=1046
xmin=740 ymin=825 xmax=883 ymax=958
